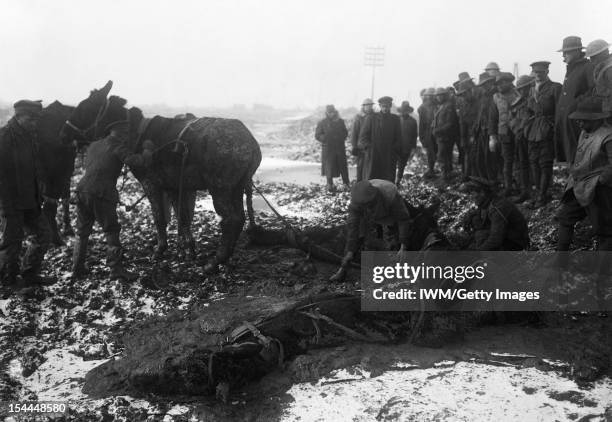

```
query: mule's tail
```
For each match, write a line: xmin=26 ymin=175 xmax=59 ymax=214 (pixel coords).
xmin=245 ymin=178 xmax=256 ymax=228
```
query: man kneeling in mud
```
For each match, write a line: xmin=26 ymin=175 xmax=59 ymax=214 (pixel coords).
xmin=330 ymin=179 xmax=413 ymax=281
xmin=71 ymin=122 xmax=154 ymax=281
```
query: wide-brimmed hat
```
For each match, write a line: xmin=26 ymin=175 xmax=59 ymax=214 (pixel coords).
xmin=350 ymin=180 xmax=378 ymax=205
xmin=516 ymin=74 xmax=535 ymax=89
xmin=557 ymin=36 xmax=583 ymax=52
xmin=465 ymin=176 xmax=496 ymax=192
xmin=495 ymin=72 xmax=515 ymax=83
xmin=569 ymin=97 xmax=612 ymax=120
xmin=361 ymin=98 xmax=374 ymax=106
xmin=530 ymin=61 xmax=551 ymax=72
xmin=456 ymin=79 xmax=475 ymax=95
xmin=378 ymin=96 xmax=393 ymax=106
xmin=398 ymin=101 xmax=414 ymax=113
xmin=13 ymin=100 xmax=43 ymax=116
xmin=424 ymin=87 xmax=436 ymax=96
xmin=477 ymin=72 xmax=495 ymax=86
xmin=585 ymin=39 xmax=610 ymax=58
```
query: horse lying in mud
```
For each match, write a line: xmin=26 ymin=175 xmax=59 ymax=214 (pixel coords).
xmin=62 ymin=95 xmax=261 ymax=272
xmin=37 ymin=81 xmax=113 ymax=245
xmin=83 ymin=292 xmax=424 ymax=400
xmin=246 ymin=200 xmax=453 ymax=266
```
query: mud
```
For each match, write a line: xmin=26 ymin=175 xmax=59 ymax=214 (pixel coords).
xmin=0 ymin=118 xmax=610 ymax=421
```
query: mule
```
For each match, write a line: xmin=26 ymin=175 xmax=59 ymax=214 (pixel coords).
xmin=39 ymin=81 xmax=113 ymax=245
xmin=64 ymin=95 xmax=261 ymax=272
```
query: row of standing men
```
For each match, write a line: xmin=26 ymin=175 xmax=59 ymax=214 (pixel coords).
xmin=315 ymin=36 xmax=612 ymax=211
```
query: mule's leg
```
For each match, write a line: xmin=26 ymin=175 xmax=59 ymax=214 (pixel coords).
xmin=141 ymin=180 xmax=169 ymax=259
xmin=42 ymin=198 xmax=63 ymax=247
xmin=205 ymin=188 xmax=245 ymax=273
xmin=61 ymin=196 xmax=74 ymax=236
xmin=244 ymin=179 xmax=256 ymax=229
xmin=170 ymin=190 xmax=197 ymax=261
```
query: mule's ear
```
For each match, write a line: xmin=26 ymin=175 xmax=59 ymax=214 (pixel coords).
xmin=100 ymin=80 xmax=113 ymax=96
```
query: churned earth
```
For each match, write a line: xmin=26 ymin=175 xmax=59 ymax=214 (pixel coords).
xmin=0 ymin=115 xmax=611 ymax=421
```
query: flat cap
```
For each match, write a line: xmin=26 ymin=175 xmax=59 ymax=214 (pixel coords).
xmin=350 ymin=180 xmax=378 ymax=205
xmin=378 ymin=96 xmax=393 ymax=105
xmin=13 ymin=100 xmax=43 ymax=116
xmin=530 ymin=61 xmax=551 ymax=71
xmin=569 ymin=97 xmax=612 ymax=120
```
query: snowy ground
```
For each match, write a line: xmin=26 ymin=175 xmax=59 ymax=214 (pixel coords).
xmin=0 ymin=119 xmax=611 ymax=421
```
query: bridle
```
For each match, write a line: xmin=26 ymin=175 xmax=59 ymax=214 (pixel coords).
xmin=63 ymin=97 xmax=109 ymax=140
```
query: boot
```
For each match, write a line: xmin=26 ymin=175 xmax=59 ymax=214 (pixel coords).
xmin=43 ymin=200 xmax=64 ymax=247
xmin=106 ymin=232 xmax=137 ymax=281
xmin=556 ymin=225 xmax=573 ymax=251
xmin=534 ymin=168 xmax=552 ymax=208
xmin=71 ymin=237 xmax=89 ymax=279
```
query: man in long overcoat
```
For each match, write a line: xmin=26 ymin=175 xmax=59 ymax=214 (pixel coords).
xmin=358 ymin=96 xmax=401 ymax=182
xmin=350 ymin=99 xmax=374 ymax=182
xmin=554 ymin=36 xmax=595 ymax=164
xmin=395 ymin=101 xmax=418 ymax=186
xmin=0 ymin=100 xmax=55 ymax=293
xmin=315 ymin=105 xmax=349 ymax=192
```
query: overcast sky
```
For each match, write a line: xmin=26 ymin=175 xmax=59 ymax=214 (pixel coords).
xmin=0 ymin=0 xmax=610 ymax=110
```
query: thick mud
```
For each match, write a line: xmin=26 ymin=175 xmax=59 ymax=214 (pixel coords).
xmin=0 ymin=120 xmax=611 ymax=421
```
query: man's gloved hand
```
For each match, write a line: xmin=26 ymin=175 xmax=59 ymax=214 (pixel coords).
xmin=396 ymin=244 xmax=408 ymax=263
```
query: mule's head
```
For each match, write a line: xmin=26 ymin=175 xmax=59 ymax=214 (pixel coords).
xmin=60 ymin=80 xmax=113 ymax=145
xmin=93 ymin=95 xmax=130 ymax=138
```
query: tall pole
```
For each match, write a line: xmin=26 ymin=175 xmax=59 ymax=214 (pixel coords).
xmin=365 ymin=46 xmax=385 ymax=100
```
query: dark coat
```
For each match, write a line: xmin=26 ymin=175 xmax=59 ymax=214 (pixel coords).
xmin=554 ymin=57 xmax=595 ymax=162
xmin=593 ymin=54 xmax=612 ymax=113
xmin=432 ymin=101 xmax=459 ymax=142
xmin=358 ymin=112 xmax=401 ymax=181
xmin=418 ymin=103 xmax=435 ymax=147
xmin=315 ymin=116 xmax=348 ymax=178
xmin=475 ymin=196 xmax=530 ymax=250
xmin=0 ymin=118 xmax=42 ymax=212
xmin=77 ymin=130 xmax=149 ymax=203
xmin=457 ymin=96 xmax=478 ymax=142
xmin=350 ymin=113 xmax=366 ymax=151
xmin=398 ymin=114 xmax=418 ymax=156
xmin=344 ymin=179 xmax=412 ymax=253
xmin=527 ymin=79 xmax=562 ymax=143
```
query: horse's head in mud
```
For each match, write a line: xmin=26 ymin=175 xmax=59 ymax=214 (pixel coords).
xmin=403 ymin=199 xmax=449 ymax=251
xmin=59 ymin=80 xmax=113 ymax=146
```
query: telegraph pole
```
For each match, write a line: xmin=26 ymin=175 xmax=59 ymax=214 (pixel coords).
xmin=513 ymin=62 xmax=519 ymax=80
xmin=364 ymin=46 xmax=385 ymax=100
